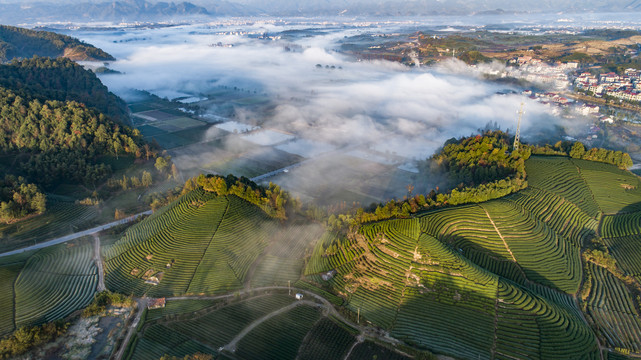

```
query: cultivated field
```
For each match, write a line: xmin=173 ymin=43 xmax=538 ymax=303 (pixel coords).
xmin=6 ymin=155 xmax=641 ymax=360
xmin=0 ymin=239 xmax=97 ymax=336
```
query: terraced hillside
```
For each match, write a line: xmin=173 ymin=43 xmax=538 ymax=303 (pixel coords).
xmin=104 ymin=188 xmax=319 ymax=297
xmin=303 ymin=156 xmax=641 ymax=359
xmin=0 ymin=239 xmax=97 ymax=336
xmin=14 ymin=154 xmax=637 ymax=360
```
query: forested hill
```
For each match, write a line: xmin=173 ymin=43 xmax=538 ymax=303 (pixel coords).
xmin=0 ymin=25 xmax=114 ymax=62
xmin=0 ymin=57 xmax=142 ymax=223
xmin=0 ymin=57 xmax=128 ymax=123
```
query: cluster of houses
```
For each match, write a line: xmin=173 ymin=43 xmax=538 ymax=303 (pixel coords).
xmin=574 ymin=68 xmax=641 ymax=103
xmin=522 ymin=89 xmax=614 ymax=124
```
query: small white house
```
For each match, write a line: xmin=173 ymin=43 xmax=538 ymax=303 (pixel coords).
xmin=295 ymin=293 xmax=304 ymax=300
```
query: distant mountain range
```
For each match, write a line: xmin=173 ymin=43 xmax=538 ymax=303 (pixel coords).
xmin=0 ymin=0 xmax=254 ymax=24
xmin=1 ymin=0 xmax=641 ymax=24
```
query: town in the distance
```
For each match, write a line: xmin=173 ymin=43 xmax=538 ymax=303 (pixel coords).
xmin=1 ymin=1 xmax=641 ymax=360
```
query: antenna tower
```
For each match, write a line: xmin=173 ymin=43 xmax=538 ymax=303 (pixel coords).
xmin=513 ymin=102 xmax=525 ymax=152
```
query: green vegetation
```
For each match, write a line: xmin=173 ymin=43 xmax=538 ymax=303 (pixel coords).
xmin=457 ymin=50 xmax=493 ymax=64
xmin=568 ymin=142 xmax=633 ymax=169
xmin=525 ymin=155 xmax=601 ymax=217
xmin=0 ymin=56 xmax=174 ymax=230
xmin=0 ymin=84 xmax=141 ymax=187
xmin=127 ymin=295 xmax=297 ymax=359
xmin=327 ymin=131 xmax=530 ymax=229
xmin=82 ymin=290 xmax=134 ymax=317
xmin=303 ymin=154 xmax=641 ymax=359
xmin=0 ymin=240 xmax=97 ymax=337
xmin=585 ymin=263 xmax=641 ymax=352
xmin=558 ymin=52 xmax=594 ymax=64
xmin=193 ymin=174 xmax=296 ymax=219
xmin=0 ymin=25 xmax=114 ymax=62
xmin=0 ymin=320 xmax=68 ymax=359
xmin=296 ymin=318 xmax=356 ymax=360
xmin=235 ymin=305 xmax=321 ymax=360
xmin=571 ymin=158 xmax=641 ymax=214
xmin=104 ymin=185 xmax=284 ymax=297
xmin=14 ymin=242 xmax=97 ymax=328
xmin=4 ymin=126 xmax=641 ymax=359
xmin=0 ymin=57 xmax=127 ymax=122
xmin=0 ymin=200 xmax=98 ymax=252
xmin=0 ymin=175 xmax=45 ymax=223
xmin=434 ymin=131 xmax=529 ymax=186
xmin=349 ymin=341 xmax=412 ymax=360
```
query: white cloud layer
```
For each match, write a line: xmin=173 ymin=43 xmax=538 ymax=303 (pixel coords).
xmin=76 ymin=22 xmax=575 ymax=199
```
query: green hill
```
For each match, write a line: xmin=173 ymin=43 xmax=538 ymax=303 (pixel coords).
xmin=0 ymin=57 xmax=129 ymax=123
xmin=304 ymin=156 xmax=641 ymax=359
xmin=5 ymin=152 xmax=641 ymax=359
xmin=104 ymin=186 xmax=323 ymax=298
xmin=0 ymin=25 xmax=114 ymax=62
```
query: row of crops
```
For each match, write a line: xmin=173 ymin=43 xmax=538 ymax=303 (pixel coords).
xmin=105 ymin=189 xmax=229 ymax=297
xmin=307 ymin=211 xmax=602 ymax=359
xmin=601 ymin=213 xmax=641 ymax=238
xmin=106 ymin=155 xmax=641 ymax=359
xmin=105 ymin=189 xmax=291 ymax=297
xmin=482 ymin=200 xmax=583 ymax=294
xmin=495 ymin=281 xmax=600 ymax=359
xmin=0 ymin=239 xmax=97 ymax=336
xmin=525 ymin=156 xmax=601 ymax=218
xmin=128 ymin=294 xmax=367 ymax=360
xmin=586 ymin=263 xmax=641 ymax=352
xmin=299 ymin=156 xmax=641 ymax=359
xmin=571 ymin=158 xmax=641 ymax=215
xmin=187 ymin=195 xmax=276 ymax=294
xmin=0 ymin=200 xmax=99 ymax=252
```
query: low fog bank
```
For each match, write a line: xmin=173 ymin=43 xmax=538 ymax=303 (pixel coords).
xmin=76 ymin=21 xmax=586 ymax=203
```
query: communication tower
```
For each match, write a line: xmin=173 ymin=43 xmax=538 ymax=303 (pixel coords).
xmin=513 ymin=102 xmax=525 ymax=152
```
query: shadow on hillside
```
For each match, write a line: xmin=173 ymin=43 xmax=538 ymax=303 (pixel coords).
xmin=443 ymin=232 xmax=583 ymax=295
xmin=614 ymin=201 xmax=641 ymax=216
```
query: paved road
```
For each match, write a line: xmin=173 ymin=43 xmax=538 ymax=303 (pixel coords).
xmin=0 ymin=210 xmax=152 ymax=258
xmin=114 ymin=298 xmax=148 ymax=360
xmin=92 ymin=234 xmax=106 ymax=292
xmin=250 ymin=158 xmax=312 ymax=183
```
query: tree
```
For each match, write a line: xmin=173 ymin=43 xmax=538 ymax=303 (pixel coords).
xmin=141 ymin=171 xmax=152 ymax=187
xmin=569 ymin=142 xmax=585 ymax=159
xmin=406 ymin=184 xmax=414 ymax=198
xmin=120 ymin=175 xmax=129 ymax=191
xmin=171 ymin=163 xmax=179 ymax=181
xmin=621 ymin=153 xmax=633 ymax=169
xmin=114 ymin=209 xmax=126 ymax=220
xmin=154 ymin=156 xmax=168 ymax=173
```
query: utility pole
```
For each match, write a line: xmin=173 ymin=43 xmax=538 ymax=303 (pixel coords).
xmin=513 ymin=102 xmax=525 ymax=152
xmin=357 ymin=307 xmax=360 ymax=324
xmin=288 ymin=280 xmax=291 ymax=295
